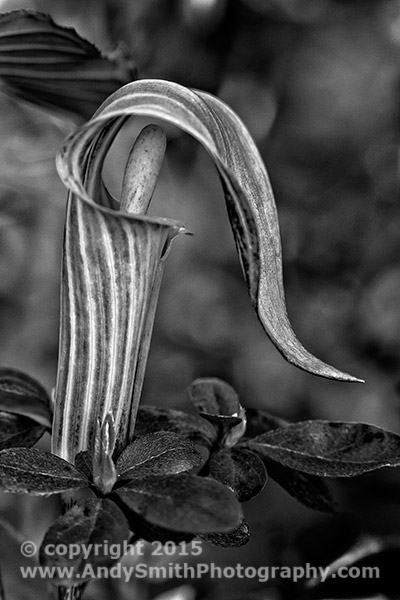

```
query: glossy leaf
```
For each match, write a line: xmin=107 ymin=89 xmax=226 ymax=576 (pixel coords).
xmin=199 ymin=517 xmax=250 ymax=548
xmin=0 ymin=448 xmax=89 ymax=495
xmin=39 ymin=498 xmax=130 ymax=585
xmin=209 ymin=448 xmax=267 ymax=502
xmin=247 ymin=421 xmax=400 ymax=477
xmin=265 ymin=460 xmax=338 ymax=513
xmin=0 ymin=368 xmax=52 ymax=428
xmin=0 ymin=10 xmax=136 ymax=119
xmin=0 ymin=412 xmax=45 ymax=450
xmin=196 ymin=413 xmax=243 ymax=448
xmin=134 ymin=406 xmax=215 ymax=447
xmin=113 ymin=508 xmax=194 ymax=544
xmin=116 ymin=431 xmax=203 ymax=479
xmin=188 ymin=378 xmax=246 ymax=446
xmin=245 ymin=407 xmax=289 ymax=437
xmin=115 ymin=473 xmax=242 ymax=533
xmin=189 ymin=378 xmax=241 ymax=416
xmin=74 ymin=451 xmax=93 ymax=481
xmin=56 ymin=78 xmax=360 ymax=381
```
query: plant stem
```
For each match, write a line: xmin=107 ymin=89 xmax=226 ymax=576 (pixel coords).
xmin=58 ymin=584 xmax=87 ymax=600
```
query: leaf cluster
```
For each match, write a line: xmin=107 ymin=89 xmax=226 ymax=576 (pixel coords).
xmin=136 ymin=377 xmax=400 ymax=527
xmin=2 ymin=366 xmax=400 ymax=586
xmin=0 ymin=398 xmax=243 ymax=584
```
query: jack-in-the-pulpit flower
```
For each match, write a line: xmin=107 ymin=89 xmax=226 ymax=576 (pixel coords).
xmin=52 ymin=78 xmax=362 ymax=464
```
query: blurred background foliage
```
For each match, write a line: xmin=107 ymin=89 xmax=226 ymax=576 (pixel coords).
xmin=1 ymin=0 xmax=400 ymax=599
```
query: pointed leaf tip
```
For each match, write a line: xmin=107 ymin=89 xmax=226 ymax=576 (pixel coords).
xmin=0 ymin=448 xmax=89 ymax=495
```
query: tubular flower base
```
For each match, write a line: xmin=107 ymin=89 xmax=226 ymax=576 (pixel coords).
xmin=52 ymin=187 xmax=185 ymax=462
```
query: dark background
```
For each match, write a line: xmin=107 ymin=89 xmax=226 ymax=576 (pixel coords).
xmin=1 ymin=1 xmax=400 ymax=599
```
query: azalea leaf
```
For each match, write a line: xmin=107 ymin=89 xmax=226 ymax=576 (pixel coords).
xmin=209 ymin=448 xmax=267 ymax=502
xmin=0 ymin=10 xmax=137 ymax=119
xmin=196 ymin=413 xmax=243 ymax=448
xmin=188 ymin=378 xmax=246 ymax=446
xmin=74 ymin=450 xmax=93 ymax=481
xmin=56 ymin=78 xmax=361 ymax=381
xmin=244 ymin=408 xmax=338 ymax=514
xmin=0 ymin=448 xmax=89 ymax=495
xmin=134 ymin=406 xmax=216 ymax=448
xmin=116 ymin=431 xmax=203 ymax=479
xmin=115 ymin=473 xmax=242 ymax=533
xmin=265 ymin=460 xmax=338 ymax=513
xmin=0 ymin=368 xmax=52 ymax=428
xmin=188 ymin=378 xmax=241 ymax=415
xmin=114 ymin=508 xmax=194 ymax=544
xmin=246 ymin=421 xmax=400 ymax=477
xmin=39 ymin=498 xmax=130 ymax=585
xmin=0 ymin=412 xmax=46 ymax=450
xmin=199 ymin=517 xmax=250 ymax=548
xmin=244 ymin=407 xmax=289 ymax=437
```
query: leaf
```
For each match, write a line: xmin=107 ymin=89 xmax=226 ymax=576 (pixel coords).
xmin=0 ymin=448 xmax=89 ymax=495
xmin=134 ymin=406 xmax=215 ymax=447
xmin=247 ymin=420 xmax=400 ymax=477
xmin=188 ymin=378 xmax=246 ymax=446
xmin=116 ymin=431 xmax=203 ymax=479
xmin=0 ymin=10 xmax=137 ymax=119
xmin=39 ymin=498 xmax=130 ymax=585
xmin=209 ymin=448 xmax=267 ymax=502
xmin=56 ymin=78 xmax=361 ymax=381
xmin=0 ymin=368 xmax=52 ymax=428
xmin=52 ymin=192 xmax=185 ymax=463
xmin=74 ymin=451 xmax=93 ymax=481
xmin=115 ymin=473 xmax=242 ymax=533
xmin=0 ymin=411 xmax=46 ymax=450
xmin=189 ymin=378 xmax=241 ymax=415
xmin=243 ymin=407 xmax=339 ymax=513
xmin=199 ymin=517 xmax=250 ymax=548
xmin=114 ymin=508 xmax=194 ymax=544
xmin=92 ymin=413 xmax=117 ymax=494
xmin=265 ymin=460 xmax=338 ymax=513
xmin=245 ymin=407 xmax=290 ymax=437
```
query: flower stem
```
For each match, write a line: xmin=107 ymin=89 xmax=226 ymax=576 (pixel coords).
xmin=120 ymin=124 xmax=167 ymax=214
xmin=58 ymin=584 xmax=86 ymax=600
